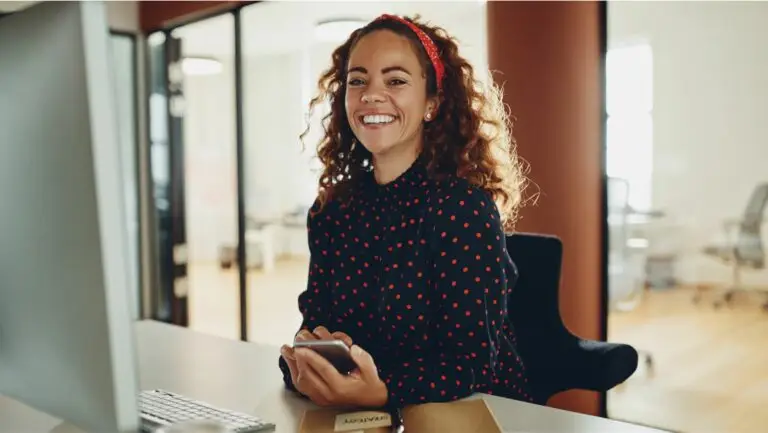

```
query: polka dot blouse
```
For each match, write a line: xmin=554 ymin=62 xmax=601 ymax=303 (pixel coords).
xmin=279 ymin=157 xmax=533 ymax=406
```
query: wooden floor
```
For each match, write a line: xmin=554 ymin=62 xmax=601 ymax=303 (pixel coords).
xmin=187 ymin=258 xmax=309 ymax=347
xmin=185 ymin=259 xmax=768 ymax=433
xmin=608 ymin=286 xmax=768 ymax=433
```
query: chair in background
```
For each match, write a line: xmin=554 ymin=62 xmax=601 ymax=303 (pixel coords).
xmin=506 ymin=233 xmax=639 ymax=405
xmin=695 ymin=182 xmax=768 ymax=311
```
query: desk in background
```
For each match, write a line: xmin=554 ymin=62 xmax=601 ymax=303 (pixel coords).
xmin=0 ymin=321 xmax=666 ymax=433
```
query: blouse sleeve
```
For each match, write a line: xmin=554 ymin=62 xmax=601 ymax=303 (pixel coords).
xmin=382 ymin=185 xmax=512 ymax=406
xmin=279 ymin=199 xmax=333 ymax=391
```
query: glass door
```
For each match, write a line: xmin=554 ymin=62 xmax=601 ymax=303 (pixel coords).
xmin=147 ymin=14 xmax=240 ymax=339
xmin=146 ymin=30 xmax=190 ymax=326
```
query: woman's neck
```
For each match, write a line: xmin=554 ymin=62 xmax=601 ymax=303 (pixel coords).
xmin=372 ymin=146 xmax=421 ymax=185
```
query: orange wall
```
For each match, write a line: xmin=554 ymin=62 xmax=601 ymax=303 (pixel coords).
xmin=487 ymin=0 xmax=605 ymax=416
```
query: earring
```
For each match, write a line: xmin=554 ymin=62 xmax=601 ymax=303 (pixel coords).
xmin=425 ymin=112 xmax=431 ymax=121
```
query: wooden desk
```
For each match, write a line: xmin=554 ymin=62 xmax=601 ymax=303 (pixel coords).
xmin=0 ymin=321 xmax=665 ymax=432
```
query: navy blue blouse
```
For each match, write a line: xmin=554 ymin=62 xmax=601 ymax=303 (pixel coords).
xmin=279 ymin=158 xmax=533 ymax=406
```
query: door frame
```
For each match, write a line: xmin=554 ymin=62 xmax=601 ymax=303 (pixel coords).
xmin=143 ymin=4 xmax=252 ymax=341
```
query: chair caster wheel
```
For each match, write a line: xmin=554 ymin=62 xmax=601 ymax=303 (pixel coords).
xmin=762 ymin=303 xmax=768 ymax=313
xmin=714 ymin=301 xmax=723 ymax=309
xmin=645 ymin=354 xmax=654 ymax=370
xmin=724 ymin=292 xmax=735 ymax=305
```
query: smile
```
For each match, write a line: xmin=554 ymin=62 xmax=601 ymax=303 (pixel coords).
xmin=360 ymin=114 xmax=397 ymax=125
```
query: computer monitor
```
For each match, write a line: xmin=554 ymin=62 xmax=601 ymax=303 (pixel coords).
xmin=0 ymin=1 xmax=140 ymax=432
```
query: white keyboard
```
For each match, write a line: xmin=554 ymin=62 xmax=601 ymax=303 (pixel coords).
xmin=139 ymin=389 xmax=275 ymax=432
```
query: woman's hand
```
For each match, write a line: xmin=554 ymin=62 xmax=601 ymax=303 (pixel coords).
xmin=281 ymin=344 xmax=388 ymax=408
xmin=281 ymin=325 xmax=353 ymax=375
xmin=295 ymin=325 xmax=353 ymax=347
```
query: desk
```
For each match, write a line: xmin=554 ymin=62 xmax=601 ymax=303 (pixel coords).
xmin=0 ymin=321 xmax=664 ymax=433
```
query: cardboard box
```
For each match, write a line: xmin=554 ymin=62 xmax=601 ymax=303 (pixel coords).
xmin=298 ymin=398 xmax=502 ymax=433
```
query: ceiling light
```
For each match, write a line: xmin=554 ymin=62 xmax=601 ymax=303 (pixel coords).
xmin=314 ymin=18 xmax=366 ymax=43
xmin=147 ymin=32 xmax=166 ymax=47
xmin=181 ymin=57 xmax=222 ymax=76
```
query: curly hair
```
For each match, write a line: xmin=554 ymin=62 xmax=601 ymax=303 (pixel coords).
xmin=301 ymin=14 xmax=527 ymax=231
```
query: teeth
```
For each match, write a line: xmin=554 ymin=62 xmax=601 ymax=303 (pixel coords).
xmin=363 ymin=114 xmax=395 ymax=125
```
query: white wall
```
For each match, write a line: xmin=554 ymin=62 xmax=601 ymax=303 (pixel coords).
xmin=183 ymin=57 xmax=239 ymax=264
xmin=243 ymin=49 xmax=312 ymax=219
xmin=610 ymin=1 xmax=768 ymax=287
xmin=182 ymin=48 xmax=315 ymax=264
xmin=106 ymin=0 xmax=139 ymax=33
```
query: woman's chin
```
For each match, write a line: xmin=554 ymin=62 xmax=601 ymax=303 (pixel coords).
xmin=359 ymin=141 xmax=393 ymax=157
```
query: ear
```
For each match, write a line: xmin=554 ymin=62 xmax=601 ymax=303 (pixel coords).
xmin=424 ymin=97 xmax=440 ymax=122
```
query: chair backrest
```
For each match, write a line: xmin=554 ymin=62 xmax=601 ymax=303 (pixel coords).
xmin=742 ymin=183 xmax=768 ymax=224
xmin=736 ymin=183 xmax=768 ymax=266
xmin=505 ymin=233 xmax=568 ymax=363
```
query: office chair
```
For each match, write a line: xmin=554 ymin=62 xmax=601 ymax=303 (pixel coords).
xmin=694 ymin=182 xmax=768 ymax=311
xmin=506 ymin=233 xmax=639 ymax=405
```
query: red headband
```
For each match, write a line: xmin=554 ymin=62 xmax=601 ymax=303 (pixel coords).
xmin=374 ymin=14 xmax=445 ymax=92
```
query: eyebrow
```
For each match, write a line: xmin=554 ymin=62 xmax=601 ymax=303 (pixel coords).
xmin=348 ymin=65 xmax=413 ymax=76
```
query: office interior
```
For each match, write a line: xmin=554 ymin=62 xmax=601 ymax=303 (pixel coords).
xmin=2 ymin=1 xmax=767 ymax=432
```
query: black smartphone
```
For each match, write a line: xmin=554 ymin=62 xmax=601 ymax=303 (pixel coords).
xmin=293 ymin=339 xmax=358 ymax=374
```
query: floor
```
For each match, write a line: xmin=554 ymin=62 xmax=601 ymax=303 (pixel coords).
xmin=187 ymin=258 xmax=309 ymax=347
xmin=608 ymin=285 xmax=768 ymax=433
xmin=185 ymin=258 xmax=768 ymax=433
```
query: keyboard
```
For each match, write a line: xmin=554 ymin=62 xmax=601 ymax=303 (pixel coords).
xmin=139 ymin=389 xmax=276 ymax=432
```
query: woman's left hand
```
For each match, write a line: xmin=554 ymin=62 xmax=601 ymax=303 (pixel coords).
xmin=291 ymin=344 xmax=388 ymax=408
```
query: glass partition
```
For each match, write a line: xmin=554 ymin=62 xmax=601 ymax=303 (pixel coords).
xmin=606 ymin=2 xmax=768 ymax=431
xmin=169 ymin=14 xmax=240 ymax=340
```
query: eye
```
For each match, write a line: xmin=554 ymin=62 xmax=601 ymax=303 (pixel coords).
xmin=388 ymin=78 xmax=407 ymax=86
xmin=348 ymin=77 xmax=365 ymax=87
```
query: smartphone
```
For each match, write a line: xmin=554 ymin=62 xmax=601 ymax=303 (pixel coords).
xmin=293 ymin=339 xmax=358 ymax=374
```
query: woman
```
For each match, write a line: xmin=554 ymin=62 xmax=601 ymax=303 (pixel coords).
xmin=279 ymin=13 xmax=531 ymax=410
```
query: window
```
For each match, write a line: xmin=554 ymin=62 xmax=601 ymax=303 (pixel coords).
xmin=606 ymin=44 xmax=654 ymax=210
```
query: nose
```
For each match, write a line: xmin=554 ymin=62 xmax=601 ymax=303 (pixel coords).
xmin=361 ymin=91 xmax=385 ymax=103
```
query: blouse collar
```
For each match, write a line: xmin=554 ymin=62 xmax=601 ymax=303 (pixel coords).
xmin=365 ymin=155 xmax=428 ymax=201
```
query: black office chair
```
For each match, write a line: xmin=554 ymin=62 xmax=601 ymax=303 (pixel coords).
xmin=505 ymin=233 xmax=638 ymax=405
xmin=695 ymin=182 xmax=768 ymax=311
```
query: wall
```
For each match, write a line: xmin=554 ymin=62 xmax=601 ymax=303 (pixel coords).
xmin=183 ymin=56 xmax=239 ymax=263
xmin=609 ymin=1 xmax=768 ymax=287
xmin=107 ymin=0 xmax=139 ymax=33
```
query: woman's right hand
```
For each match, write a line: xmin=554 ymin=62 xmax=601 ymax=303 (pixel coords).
xmin=281 ymin=326 xmax=354 ymax=401
xmin=295 ymin=325 xmax=353 ymax=347
xmin=282 ymin=325 xmax=353 ymax=361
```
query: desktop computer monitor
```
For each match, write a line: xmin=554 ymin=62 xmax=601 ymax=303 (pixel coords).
xmin=0 ymin=1 xmax=140 ymax=432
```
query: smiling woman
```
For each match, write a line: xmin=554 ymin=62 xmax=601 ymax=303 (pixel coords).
xmin=278 ymin=14 xmax=533 ymax=411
